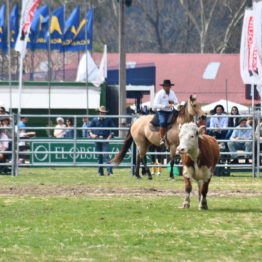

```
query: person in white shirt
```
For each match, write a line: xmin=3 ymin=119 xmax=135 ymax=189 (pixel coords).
xmin=54 ymin=117 xmax=66 ymax=138
xmin=153 ymin=79 xmax=179 ymax=145
xmin=210 ymin=104 xmax=228 ymax=140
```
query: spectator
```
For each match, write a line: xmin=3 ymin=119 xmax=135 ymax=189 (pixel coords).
xmin=82 ymin=117 xmax=89 ymax=138
xmin=17 ymin=117 xmax=36 ymax=140
xmin=1 ymin=117 xmax=12 ymax=138
xmin=205 ymin=109 xmax=214 ymax=135
xmin=88 ymin=106 xmax=116 ymax=176
xmin=228 ymin=118 xmax=252 ymax=164
xmin=0 ymin=128 xmax=9 ymax=162
xmin=210 ymin=104 xmax=228 ymax=139
xmin=16 ymin=117 xmax=35 ymax=163
xmin=54 ymin=117 xmax=66 ymax=138
xmin=64 ymin=118 xmax=75 ymax=138
xmin=225 ymin=106 xmax=240 ymax=140
xmin=255 ymin=118 xmax=262 ymax=165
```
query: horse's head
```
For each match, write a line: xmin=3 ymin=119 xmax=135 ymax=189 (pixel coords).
xmin=187 ymin=95 xmax=205 ymax=120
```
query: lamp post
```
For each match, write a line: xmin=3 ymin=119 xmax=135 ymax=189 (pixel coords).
xmin=118 ymin=0 xmax=132 ymax=137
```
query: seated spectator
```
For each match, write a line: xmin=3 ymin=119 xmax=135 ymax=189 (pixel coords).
xmin=64 ymin=118 xmax=75 ymax=138
xmin=54 ymin=117 xmax=66 ymax=138
xmin=228 ymin=118 xmax=252 ymax=164
xmin=225 ymin=106 xmax=240 ymax=140
xmin=210 ymin=104 xmax=228 ymax=139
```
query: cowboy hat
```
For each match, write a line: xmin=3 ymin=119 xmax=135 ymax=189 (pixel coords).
xmin=97 ymin=106 xmax=108 ymax=113
xmin=160 ymin=79 xmax=175 ymax=86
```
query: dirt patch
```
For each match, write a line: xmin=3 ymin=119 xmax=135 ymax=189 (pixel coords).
xmin=0 ymin=185 xmax=261 ymax=197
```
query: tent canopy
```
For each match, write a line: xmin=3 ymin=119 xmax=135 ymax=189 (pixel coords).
xmin=202 ymin=99 xmax=250 ymax=114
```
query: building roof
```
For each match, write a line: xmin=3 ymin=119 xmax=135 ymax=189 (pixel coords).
xmin=104 ymin=53 xmax=253 ymax=105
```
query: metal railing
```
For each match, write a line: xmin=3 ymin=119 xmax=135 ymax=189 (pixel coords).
xmin=0 ymin=113 xmax=261 ymax=177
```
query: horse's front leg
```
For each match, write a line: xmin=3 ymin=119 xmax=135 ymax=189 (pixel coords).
xmin=135 ymin=154 xmax=141 ymax=179
xmin=198 ymin=179 xmax=211 ymax=210
xmin=140 ymin=156 xmax=152 ymax=180
xmin=183 ymin=176 xmax=192 ymax=208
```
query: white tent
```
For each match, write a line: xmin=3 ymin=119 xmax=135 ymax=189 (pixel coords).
xmin=202 ymin=99 xmax=250 ymax=114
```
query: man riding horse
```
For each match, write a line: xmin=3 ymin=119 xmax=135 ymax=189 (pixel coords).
xmin=153 ymin=79 xmax=179 ymax=145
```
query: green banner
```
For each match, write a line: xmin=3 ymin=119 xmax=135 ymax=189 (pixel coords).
xmin=31 ymin=140 xmax=132 ymax=164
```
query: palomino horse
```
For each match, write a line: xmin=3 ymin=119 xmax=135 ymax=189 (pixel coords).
xmin=111 ymin=95 xmax=205 ymax=179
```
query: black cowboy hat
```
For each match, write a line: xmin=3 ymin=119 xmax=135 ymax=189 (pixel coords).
xmin=160 ymin=79 xmax=175 ymax=86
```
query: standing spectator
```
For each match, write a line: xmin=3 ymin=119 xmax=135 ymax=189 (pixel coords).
xmin=210 ymin=104 xmax=228 ymax=139
xmin=82 ymin=117 xmax=89 ymax=138
xmin=225 ymin=106 xmax=240 ymax=140
xmin=1 ymin=117 xmax=12 ymax=138
xmin=228 ymin=118 xmax=252 ymax=164
xmin=64 ymin=118 xmax=75 ymax=138
xmin=0 ymin=128 xmax=8 ymax=163
xmin=54 ymin=117 xmax=66 ymax=138
xmin=16 ymin=117 xmax=35 ymax=163
xmin=88 ymin=106 xmax=116 ymax=176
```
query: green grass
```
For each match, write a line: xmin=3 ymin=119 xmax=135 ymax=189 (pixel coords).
xmin=0 ymin=168 xmax=261 ymax=262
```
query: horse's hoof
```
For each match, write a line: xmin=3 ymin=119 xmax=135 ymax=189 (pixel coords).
xmin=148 ymin=176 xmax=153 ymax=180
xmin=136 ymin=175 xmax=142 ymax=179
xmin=182 ymin=203 xmax=190 ymax=208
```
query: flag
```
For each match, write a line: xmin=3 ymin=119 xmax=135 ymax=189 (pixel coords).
xmin=15 ymin=0 xmax=41 ymax=57
xmin=65 ymin=8 xmax=94 ymax=52
xmin=48 ymin=5 xmax=64 ymax=50
xmin=95 ymin=44 xmax=107 ymax=86
xmin=0 ymin=4 xmax=7 ymax=52
xmin=76 ymin=51 xmax=99 ymax=82
xmin=27 ymin=5 xmax=48 ymax=50
xmin=10 ymin=3 xmax=19 ymax=48
xmin=34 ymin=9 xmax=49 ymax=50
xmin=62 ymin=6 xmax=80 ymax=52
xmin=240 ymin=9 xmax=262 ymax=85
xmin=253 ymin=1 xmax=262 ymax=69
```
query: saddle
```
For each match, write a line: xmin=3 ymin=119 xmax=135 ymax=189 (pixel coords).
xmin=149 ymin=109 xmax=179 ymax=132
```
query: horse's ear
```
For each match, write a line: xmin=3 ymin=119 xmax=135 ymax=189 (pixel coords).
xmin=190 ymin=95 xmax=197 ymax=102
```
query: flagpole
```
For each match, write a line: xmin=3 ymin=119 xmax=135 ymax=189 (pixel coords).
xmin=17 ymin=53 xmax=24 ymax=114
xmin=6 ymin=0 xmax=12 ymax=113
xmin=48 ymin=0 xmax=52 ymax=124
xmin=85 ymin=0 xmax=89 ymax=115
xmin=63 ymin=3 xmax=66 ymax=81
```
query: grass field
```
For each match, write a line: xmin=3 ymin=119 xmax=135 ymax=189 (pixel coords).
xmin=0 ymin=168 xmax=261 ymax=262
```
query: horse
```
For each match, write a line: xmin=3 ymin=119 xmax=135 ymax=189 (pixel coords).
xmin=111 ymin=95 xmax=205 ymax=179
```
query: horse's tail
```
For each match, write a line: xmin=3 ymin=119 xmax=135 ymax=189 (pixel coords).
xmin=110 ymin=129 xmax=133 ymax=166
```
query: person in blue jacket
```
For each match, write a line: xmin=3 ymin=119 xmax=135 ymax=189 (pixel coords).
xmin=88 ymin=106 xmax=116 ymax=176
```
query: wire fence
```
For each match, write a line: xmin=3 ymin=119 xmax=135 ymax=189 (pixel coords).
xmin=0 ymin=113 xmax=261 ymax=177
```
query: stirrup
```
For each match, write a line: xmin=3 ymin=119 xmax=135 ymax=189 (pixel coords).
xmin=160 ymin=138 xmax=165 ymax=145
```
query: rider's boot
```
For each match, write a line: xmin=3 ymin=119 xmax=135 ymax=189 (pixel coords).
xmin=159 ymin=127 xmax=166 ymax=145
